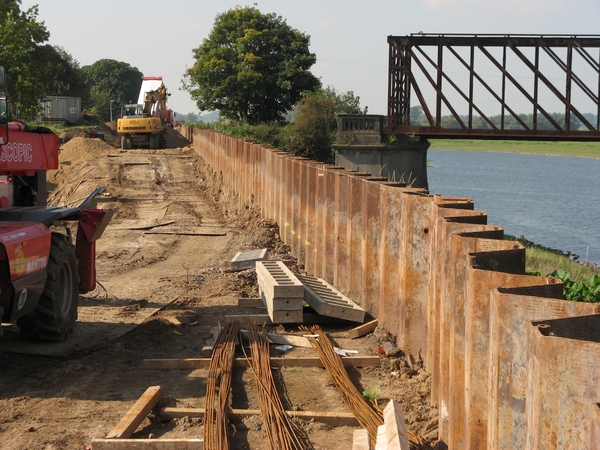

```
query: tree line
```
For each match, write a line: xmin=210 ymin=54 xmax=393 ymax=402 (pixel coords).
xmin=0 ymin=2 xmax=368 ymax=162
xmin=0 ymin=1 xmax=146 ymax=121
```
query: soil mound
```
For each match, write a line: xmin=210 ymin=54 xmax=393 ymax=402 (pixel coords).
xmin=48 ymin=137 xmax=114 ymax=187
xmin=56 ymin=110 xmax=121 ymax=148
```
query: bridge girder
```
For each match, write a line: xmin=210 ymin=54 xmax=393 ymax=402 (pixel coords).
xmin=387 ymin=34 xmax=600 ymax=141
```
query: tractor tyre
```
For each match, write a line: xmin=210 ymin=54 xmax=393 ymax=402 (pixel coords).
xmin=18 ymin=233 xmax=79 ymax=341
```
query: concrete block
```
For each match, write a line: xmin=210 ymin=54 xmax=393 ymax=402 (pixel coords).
xmin=256 ymin=261 xmax=304 ymax=298
xmin=230 ymin=248 xmax=267 ymax=271
xmin=296 ymin=274 xmax=365 ymax=322
xmin=256 ymin=260 xmax=305 ymax=323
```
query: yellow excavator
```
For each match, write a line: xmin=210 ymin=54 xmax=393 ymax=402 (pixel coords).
xmin=117 ymin=76 xmax=172 ymax=149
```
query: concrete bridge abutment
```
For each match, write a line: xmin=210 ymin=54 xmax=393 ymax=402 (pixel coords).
xmin=333 ymin=115 xmax=430 ymax=189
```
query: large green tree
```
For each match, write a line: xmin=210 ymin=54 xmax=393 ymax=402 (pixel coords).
xmin=38 ymin=46 xmax=88 ymax=100
xmin=0 ymin=1 xmax=50 ymax=119
xmin=287 ymin=87 xmax=366 ymax=162
xmin=81 ymin=59 xmax=143 ymax=121
xmin=183 ymin=6 xmax=321 ymax=124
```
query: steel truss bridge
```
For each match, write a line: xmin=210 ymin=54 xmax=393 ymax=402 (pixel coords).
xmin=387 ymin=34 xmax=600 ymax=140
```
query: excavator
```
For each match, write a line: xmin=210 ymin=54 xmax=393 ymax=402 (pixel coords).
xmin=0 ymin=66 xmax=115 ymax=342
xmin=117 ymin=76 xmax=172 ymax=149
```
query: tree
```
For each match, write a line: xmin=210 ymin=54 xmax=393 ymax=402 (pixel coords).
xmin=81 ymin=59 xmax=143 ymax=121
xmin=38 ymin=46 xmax=88 ymax=100
xmin=410 ymin=105 xmax=423 ymax=123
xmin=183 ymin=6 xmax=321 ymax=124
xmin=0 ymin=1 xmax=50 ymax=119
xmin=287 ymin=87 xmax=367 ymax=162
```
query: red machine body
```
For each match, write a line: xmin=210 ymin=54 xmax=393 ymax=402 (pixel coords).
xmin=1 ymin=122 xmax=58 ymax=173
xmin=0 ymin=120 xmax=114 ymax=338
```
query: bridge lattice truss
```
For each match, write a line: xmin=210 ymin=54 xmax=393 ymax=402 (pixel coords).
xmin=387 ymin=34 xmax=600 ymax=140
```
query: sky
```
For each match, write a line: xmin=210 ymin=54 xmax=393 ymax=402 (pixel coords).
xmin=20 ymin=0 xmax=600 ymax=117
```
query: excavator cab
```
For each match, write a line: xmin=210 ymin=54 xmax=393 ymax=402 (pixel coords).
xmin=121 ymin=104 xmax=140 ymax=118
xmin=0 ymin=67 xmax=8 ymax=145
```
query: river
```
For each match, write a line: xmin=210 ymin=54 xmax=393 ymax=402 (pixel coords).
xmin=426 ymin=149 xmax=600 ymax=266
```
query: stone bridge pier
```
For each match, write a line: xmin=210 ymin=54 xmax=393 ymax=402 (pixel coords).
xmin=333 ymin=114 xmax=430 ymax=189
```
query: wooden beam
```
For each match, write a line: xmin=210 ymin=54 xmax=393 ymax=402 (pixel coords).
xmin=352 ymin=428 xmax=370 ymax=450
xmin=375 ymin=424 xmax=387 ymax=450
xmin=160 ymin=407 xmax=359 ymax=427
xmin=383 ymin=400 xmax=411 ymax=450
xmin=237 ymin=297 xmax=263 ymax=308
xmin=239 ymin=329 xmax=313 ymax=348
xmin=144 ymin=228 xmax=227 ymax=236
xmin=91 ymin=439 xmax=203 ymax=449
xmin=105 ymin=386 xmax=163 ymax=439
xmin=200 ymin=325 xmax=221 ymax=358
xmin=225 ymin=313 xmax=350 ymax=325
xmin=142 ymin=356 xmax=381 ymax=370
xmin=348 ymin=319 xmax=378 ymax=339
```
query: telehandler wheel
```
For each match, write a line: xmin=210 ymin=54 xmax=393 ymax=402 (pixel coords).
xmin=18 ymin=233 xmax=79 ymax=341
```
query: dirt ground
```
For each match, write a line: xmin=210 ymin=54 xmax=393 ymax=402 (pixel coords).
xmin=0 ymin=122 xmax=439 ymax=449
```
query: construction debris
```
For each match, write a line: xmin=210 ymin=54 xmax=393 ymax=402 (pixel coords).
xmin=106 ymin=386 xmax=163 ymax=439
xmin=348 ymin=319 xmax=379 ymax=339
xmin=230 ymin=248 xmax=268 ymax=271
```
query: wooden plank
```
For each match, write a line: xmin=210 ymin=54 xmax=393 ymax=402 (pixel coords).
xmin=143 ymin=356 xmax=380 ymax=370
xmin=159 ymin=407 xmax=359 ymax=426
xmin=164 ymin=313 xmax=197 ymax=326
xmin=237 ymin=297 xmax=263 ymax=308
xmin=113 ymin=220 xmax=175 ymax=231
xmin=375 ymin=424 xmax=388 ymax=450
xmin=352 ymin=429 xmax=370 ymax=450
xmin=348 ymin=319 xmax=378 ymax=339
xmin=105 ymin=386 xmax=163 ymax=439
xmin=225 ymin=313 xmax=350 ymax=325
xmin=239 ymin=329 xmax=313 ymax=348
xmin=200 ymin=325 xmax=221 ymax=358
xmin=144 ymin=228 xmax=227 ymax=236
xmin=296 ymin=274 xmax=366 ymax=322
xmin=91 ymin=439 xmax=203 ymax=449
xmin=383 ymin=399 xmax=411 ymax=450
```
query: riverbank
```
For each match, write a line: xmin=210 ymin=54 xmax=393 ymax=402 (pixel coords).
xmin=429 ymin=139 xmax=600 ymax=158
xmin=505 ymin=235 xmax=599 ymax=281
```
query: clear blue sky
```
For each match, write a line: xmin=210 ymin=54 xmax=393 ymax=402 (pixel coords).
xmin=22 ymin=0 xmax=600 ymax=116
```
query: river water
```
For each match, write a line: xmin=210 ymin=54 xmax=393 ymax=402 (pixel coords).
xmin=426 ymin=149 xmax=600 ymax=266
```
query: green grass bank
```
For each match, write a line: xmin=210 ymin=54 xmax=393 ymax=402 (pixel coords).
xmin=429 ymin=139 xmax=600 ymax=159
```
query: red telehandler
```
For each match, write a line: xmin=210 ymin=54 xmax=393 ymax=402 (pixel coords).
xmin=0 ymin=67 xmax=114 ymax=341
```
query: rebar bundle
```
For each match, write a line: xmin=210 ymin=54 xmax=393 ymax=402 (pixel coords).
xmin=246 ymin=323 xmax=313 ymax=450
xmin=300 ymin=325 xmax=384 ymax=445
xmin=204 ymin=320 xmax=240 ymax=450
xmin=301 ymin=325 xmax=432 ymax=450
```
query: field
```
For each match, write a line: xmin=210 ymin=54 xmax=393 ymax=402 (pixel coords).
xmin=429 ymin=139 xmax=600 ymax=158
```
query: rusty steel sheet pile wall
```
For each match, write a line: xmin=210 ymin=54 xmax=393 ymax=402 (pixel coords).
xmin=185 ymin=126 xmax=600 ymax=450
